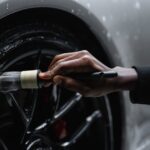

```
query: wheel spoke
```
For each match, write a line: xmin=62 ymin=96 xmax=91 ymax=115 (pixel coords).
xmin=0 ymin=138 xmax=8 ymax=150
xmin=52 ymin=93 xmax=82 ymax=123
xmin=60 ymin=110 xmax=102 ymax=148
xmin=21 ymin=50 xmax=43 ymax=143
xmin=6 ymin=93 xmax=28 ymax=127
xmin=26 ymin=49 xmax=43 ymax=126
xmin=52 ymin=85 xmax=61 ymax=117
xmin=34 ymin=93 xmax=82 ymax=132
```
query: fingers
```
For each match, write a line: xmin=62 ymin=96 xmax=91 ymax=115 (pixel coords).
xmin=40 ymin=51 xmax=89 ymax=79
xmin=39 ymin=50 xmax=110 ymax=80
xmin=53 ymin=75 xmax=90 ymax=95
xmin=49 ymin=51 xmax=83 ymax=68
xmin=51 ymin=56 xmax=99 ymax=77
xmin=49 ymin=50 xmax=92 ymax=68
xmin=49 ymin=52 xmax=73 ymax=68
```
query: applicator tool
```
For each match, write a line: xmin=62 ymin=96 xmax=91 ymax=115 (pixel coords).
xmin=0 ymin=70 xmax=118 ymax=92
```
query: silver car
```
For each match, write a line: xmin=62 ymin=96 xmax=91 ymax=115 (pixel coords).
xmin=0 ymin=0 xmax=149 ymax=150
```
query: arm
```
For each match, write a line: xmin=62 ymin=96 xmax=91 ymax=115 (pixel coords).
xmin=39 ymin=50 xmax=139 ymax=99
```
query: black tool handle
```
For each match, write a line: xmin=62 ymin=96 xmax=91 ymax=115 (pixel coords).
xmin=38 ymin=71 xmax=118 ymax=87
xmin=66 ymin=71 xmax=118 ymax=80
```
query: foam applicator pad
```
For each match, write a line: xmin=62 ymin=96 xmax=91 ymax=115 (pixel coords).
xmin=20 ymin=70 xmax=39 ymax=89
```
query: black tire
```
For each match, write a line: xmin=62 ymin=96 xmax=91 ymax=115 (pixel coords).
xmin=0 ymin=21 xmax=114 ymax=150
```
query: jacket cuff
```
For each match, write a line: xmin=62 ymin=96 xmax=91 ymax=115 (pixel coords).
xmin=130 ymin=66 xmax=150 ymax=104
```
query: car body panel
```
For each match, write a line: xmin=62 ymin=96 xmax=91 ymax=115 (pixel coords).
xmin=0 ymin=0 xmax=150 ymax=150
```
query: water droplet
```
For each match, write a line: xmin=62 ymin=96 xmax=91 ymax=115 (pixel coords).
xmin=28 ymin=38 xmax=32 ymax=41
xmin=0 ymin=0 xmax=4 ymax=3
xmin=86 ymin=3 xmax=91 ymax=8
xmin=102 ymin=16 xmax=107 ymax=22
xmin=40 ymin=36 xmax=44 ymax=39
xmin=71 ymin=9 xmax=74 ymax=13
xmin=106 ymin=32 xmax=111 ymax=39
xmin=65 ymin=41 xmax=68 ymax=45
xmin=134 ymin=1 xmax=141 ymax=9
xmin=6 ymin=3 xmax=9 ymax=10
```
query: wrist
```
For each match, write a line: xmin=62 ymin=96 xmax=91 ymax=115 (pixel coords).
xmin=111 ymin=66 xmax=138 ymax=91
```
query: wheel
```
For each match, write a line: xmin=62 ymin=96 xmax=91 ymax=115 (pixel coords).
xmin=0 ymin=20 xmax=114 ymax=150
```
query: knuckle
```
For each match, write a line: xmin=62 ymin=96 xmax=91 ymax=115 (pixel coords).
xmin=81 ymin=50 xmax=89 ymax=55
xmin=82 ymin=55 xmax=92 ymax=64
xmin=64 ymin=79 xmax=73 ymax=88
xmin=55 ymin=60 xmax=63 ymax=67
xmin=65 ymin=78 xmax=72 ymax=85
xmin=53 ymin=55 xmax=60 ymax=61
xmin=82 ymin=55 xmax=90 ymax=60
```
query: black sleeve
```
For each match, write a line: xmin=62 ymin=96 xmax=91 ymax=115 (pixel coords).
xmin=130 ymin=66 xmax=150 ymax=104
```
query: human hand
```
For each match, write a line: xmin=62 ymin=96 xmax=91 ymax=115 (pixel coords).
xmin=39 ymin=50 xmax=138 ymax=97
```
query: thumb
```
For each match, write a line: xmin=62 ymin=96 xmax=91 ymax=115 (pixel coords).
xmin=39 ymin=71 xmax=53 ymax=79
xmin=53 ymin=75 xmax=88 ymax=95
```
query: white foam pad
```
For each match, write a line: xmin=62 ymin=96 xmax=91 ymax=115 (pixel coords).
xmin=20 ymin=70 xmax=39 ymax=89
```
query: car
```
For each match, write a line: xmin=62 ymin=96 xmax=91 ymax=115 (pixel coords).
xmin=0 ymin=0 xmax=149 ymax=150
